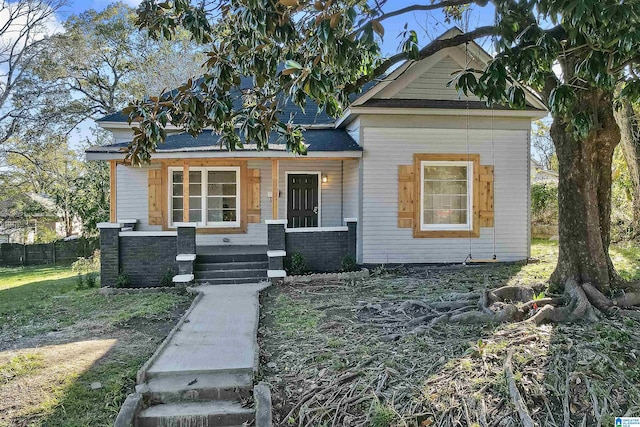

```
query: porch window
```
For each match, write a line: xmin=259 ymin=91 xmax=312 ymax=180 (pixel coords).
xmin=169 ymin=166 xmax=240 ymax=227
xmin=420 ymin=161 xmax=473 ymax=231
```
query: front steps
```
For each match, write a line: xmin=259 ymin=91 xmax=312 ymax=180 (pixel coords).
xmin=194 ymin=251 xmax=268 ymax=285
xmin=137 ymin=400 xmax=254 ymax=427
xmin=139 ymin=371 xmax=253 ymax=402
xmin=136 ymin=371 xmax=254 ymax=427
xmin=130 ymin=284 xmax=270 ymax=427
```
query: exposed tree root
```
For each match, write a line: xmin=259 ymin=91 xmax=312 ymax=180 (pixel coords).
xmin=261 ymin=268 xmax=640 ymax=427
xmin=360 ymin=280 xmax=640 ymax=341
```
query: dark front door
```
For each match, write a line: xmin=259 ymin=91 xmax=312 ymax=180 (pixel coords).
xmin=287 ymin=174 xmax=319 ymax=228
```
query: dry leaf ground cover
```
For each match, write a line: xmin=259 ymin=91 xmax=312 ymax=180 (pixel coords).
xmin=0 ymin=264 xmax=192 ymax=427
xmin=258 ymin=240 xmax=640 ymax=427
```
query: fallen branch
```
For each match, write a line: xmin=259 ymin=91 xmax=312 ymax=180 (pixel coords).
xmin=504 ymin=350 xmax=536 ymax=427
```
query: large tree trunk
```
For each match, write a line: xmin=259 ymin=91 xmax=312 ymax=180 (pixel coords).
xmin=550 ymin=90 xmax=621 ymax=295
xmin=614 ymin=99 xmax=640 ymax=232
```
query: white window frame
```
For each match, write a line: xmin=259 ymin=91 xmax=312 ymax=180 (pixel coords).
xmin=420 ymin=160 xmax=473 ymax=231
xmin=168 ymin=166 xmax=241 ymax=228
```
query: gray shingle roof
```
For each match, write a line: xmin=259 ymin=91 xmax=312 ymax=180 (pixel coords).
xmin=97 ymin=75 xmax=374 ymax=125
xmin=86 ymin=128 xmax=361 ymax=153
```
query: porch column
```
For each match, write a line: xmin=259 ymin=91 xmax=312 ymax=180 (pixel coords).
xmin=345 ymin=218 xmax=357 ymax=260
xmin=98 ymin=222 xmax=122 ymax=287
xmin=266 ymin=219 xmax=287 ymax=279
xmin=109 ymin=161 xmax=117 ymax=222
xmin=182 ymin=161 xmax=190 ymax=222
xmin=271 ymin=159 xmax=279 ymax=220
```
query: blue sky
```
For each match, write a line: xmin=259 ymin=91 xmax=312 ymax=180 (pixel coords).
xmin=58 ymin=0 xmax=496 ymax=55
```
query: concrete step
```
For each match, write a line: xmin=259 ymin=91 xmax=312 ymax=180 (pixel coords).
xmin=195 ymin=269 xmax=267 ymax=280
xmin=172 ymin=274 xmax=194 ymax=284
xmin=146 ymin=366 xmax=254 ymax=379
xmin=195 ymin=277 xmax=266 ymax=286
xmin=139 ymin=372 xmax=253 ymax=403
xmin=195 ymin=261 xmax=268 ymax=271
xmin=196 ymin=253 xmax=267 ymax=263
xmin=137 ymin=400 xmax=254 ymax=427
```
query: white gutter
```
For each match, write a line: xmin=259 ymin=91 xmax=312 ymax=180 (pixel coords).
xmin=336 ymin=107 xmax=547 ymax=127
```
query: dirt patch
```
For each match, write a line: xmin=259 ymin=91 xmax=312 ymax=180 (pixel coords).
xmin=0 ymin=339 xmax=118 ymax=423
xmin=0 ymin=297 xmax=191 ymax=427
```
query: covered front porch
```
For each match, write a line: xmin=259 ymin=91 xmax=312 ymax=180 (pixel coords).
xmin=97 ymin=155 xmax=361 ymax=287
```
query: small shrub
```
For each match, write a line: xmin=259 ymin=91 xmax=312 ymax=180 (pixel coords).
xmin=75 ymin=273 xmax=85 ymax=290
xmin=160 ymin=268 xmax=175 ymax=287
xmin=370 ymin=403 xmax=397 ymax=427
xmin=72 ymin=250 xmax=101 ymax=275
xmin=85 ymin=272 xmax=98 ymax=288
xmin=372 ymin=264 xmax=387 ymax=276
xmin=340 ymin=255 xmax=357 ymax=272
xmin=114 ymin=272 xmax=131 ymax=288
xmin=531 ymin=182 xmax=558 ymax=225
xmin=287 ymin=252 xmax=307 ymax=276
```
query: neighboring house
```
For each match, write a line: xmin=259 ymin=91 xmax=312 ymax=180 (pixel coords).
xmin=88 ymin=28 xmax=546 ymax=287
xmin=531 ymin=159 xmax=559 ymax=183
xmin=0 ymin=194 xmax=81 ymax=244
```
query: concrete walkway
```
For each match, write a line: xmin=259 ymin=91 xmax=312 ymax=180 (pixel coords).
xmin=134 ymin=283 xmax=270 ymax=427
xmin=146 ymin=283 xmax=269 ymax=376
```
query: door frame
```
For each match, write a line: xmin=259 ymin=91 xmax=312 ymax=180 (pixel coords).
xmin=285 ymin=171 xmax=322 ymax=228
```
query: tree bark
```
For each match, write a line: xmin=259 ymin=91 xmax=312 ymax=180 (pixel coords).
xmin=550 ymin=89 xmax=621 ymax=294
xmin=614 ymin=99 xmax=640 ymax=232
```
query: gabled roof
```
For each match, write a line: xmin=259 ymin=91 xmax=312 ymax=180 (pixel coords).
xmin=96 ymin=27 xmax=545 ymax=131
xmin=348 ymin=27 xmax=546 ymax=112
xmin=97 ymin=76 xmax=377 ymax=126
xmin=90 ymin=27 xmax=547 ymax=160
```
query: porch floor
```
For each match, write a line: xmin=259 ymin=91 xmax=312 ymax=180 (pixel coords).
xmin=195 ymin=245 xmax=267 ymax=255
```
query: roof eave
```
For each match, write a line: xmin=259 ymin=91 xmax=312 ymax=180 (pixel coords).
xmin=86 ymin=150 xmax=362 ymax=161
xmin=338 ymin=106 xmax=547 ymax=123
xmin=97 ymin=121 xmax=337 ymax=130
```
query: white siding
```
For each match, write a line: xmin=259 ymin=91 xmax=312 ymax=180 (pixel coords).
xmin=345 ymin=118 xmax=361 ymax=144
xmin=360 ymin=124 xmax=529 ymax=264
xmin=342 ymin=159 xmax=359 ymax=219
xmin=109 ymin=128 xmax=182 ymax=144
xmin=116 ymin=164 xmax=161 ymax=231
xmin=115 ymin=158 xmax=351 ymax=243
xmin=393 ymin=56 xmax=480 ymax=101
xmin=113 ymin=129 xmax=134 ymax=144
xmin=115 ymin=161 xmax=273 ymax=244
xmin=278 ymin=160 xmax=344 ymax=227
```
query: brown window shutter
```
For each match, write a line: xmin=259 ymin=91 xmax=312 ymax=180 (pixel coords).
xmin=398 ymin=165 xmax=415 ymax=228
xmin=148 ymin=169 xmax=164 ymax=226
xmin=478 ymin=165 xmax=494 ymax=227
xmin=247 ymin=168 xmax=261 ymax=223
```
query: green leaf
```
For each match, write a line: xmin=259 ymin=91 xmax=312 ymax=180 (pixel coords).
xmin=371 ymin=20 xmax=384 ymax=37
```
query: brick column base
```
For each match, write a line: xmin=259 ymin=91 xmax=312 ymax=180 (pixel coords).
xmin=98 ymin=222 xmax=122 ymax=287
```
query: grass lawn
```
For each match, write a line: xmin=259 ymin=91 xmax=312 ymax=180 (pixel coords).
xmin=0 ymin=264 xmax=192 ymax=427
xmin=258 ymin=240 xmax=640 ymax=426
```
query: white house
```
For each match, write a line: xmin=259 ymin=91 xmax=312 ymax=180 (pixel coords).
xmin=88 ymin=28 xmax=546 ymax=288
